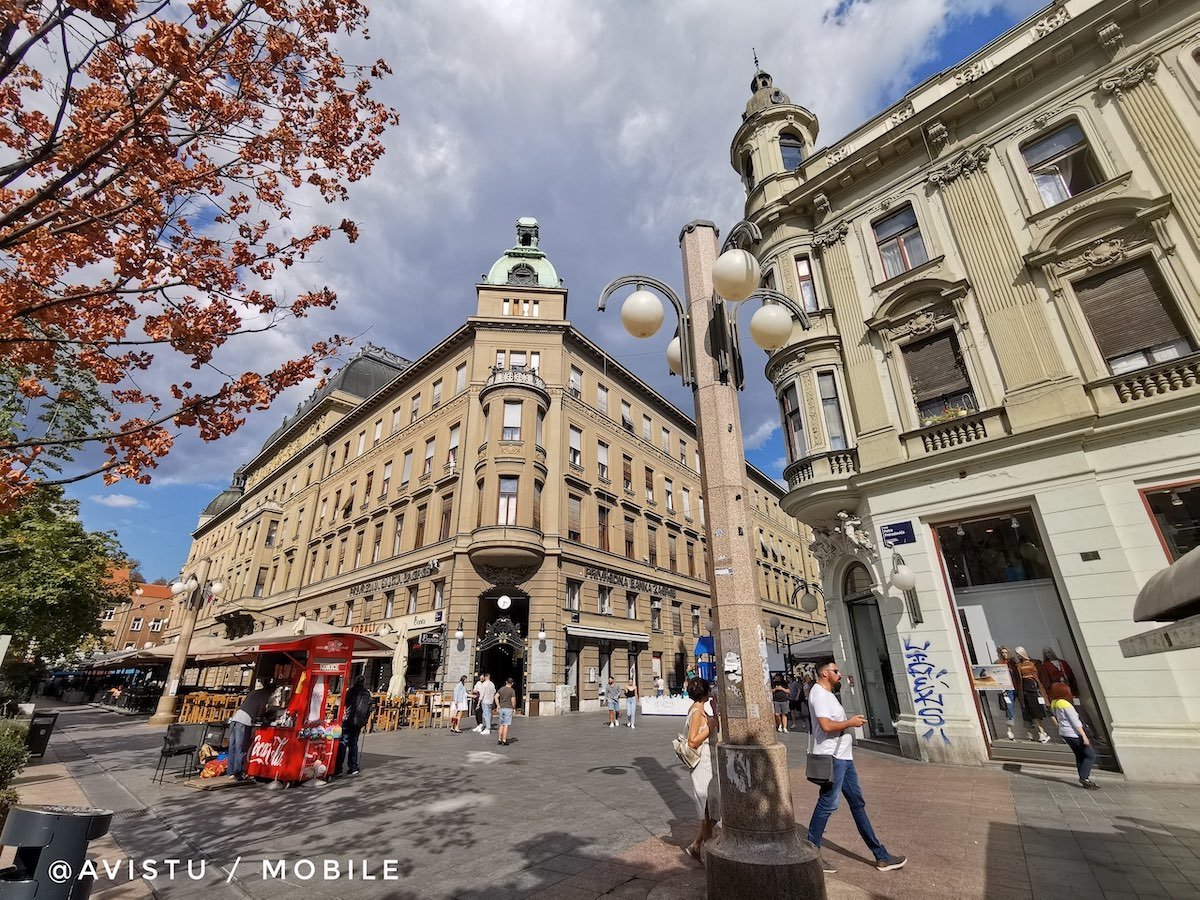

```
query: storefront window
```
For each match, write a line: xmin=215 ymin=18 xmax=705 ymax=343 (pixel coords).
xmin=1142 ymin=482 xmax=1200 ymax=561
xmin=936 ymin=511 xmax=1052 ymax=589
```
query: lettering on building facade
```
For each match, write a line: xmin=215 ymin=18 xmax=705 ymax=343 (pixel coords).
xmin=583 ymin=566 xmax=677 ymax=599
xmin=348 ymin=559 xmax=440 ymax=598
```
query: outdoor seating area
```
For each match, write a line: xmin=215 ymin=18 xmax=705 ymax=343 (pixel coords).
xmin=178 ymin=692 xmax=244 ymax=724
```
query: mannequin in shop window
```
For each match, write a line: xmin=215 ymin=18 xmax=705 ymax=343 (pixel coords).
xmin=1039 ymin=648 xmax=1078 ymax=695
xmin=996 ymin=646 xmax=1018 ymax=741
xmin=1014 ymin=646 xmax=1051 ymax=743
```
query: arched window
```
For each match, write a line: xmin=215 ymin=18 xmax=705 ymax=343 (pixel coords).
xmin=741 ymin=151 xmax=755 ymax=191
xmin=780 ymin=133 xmax=805 ymax=170
xmin=843 ymin=562 xmax=873 ymax=598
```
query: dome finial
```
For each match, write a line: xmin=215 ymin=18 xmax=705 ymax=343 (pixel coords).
xmin=753 ymin=47 xmax=760 ymax=70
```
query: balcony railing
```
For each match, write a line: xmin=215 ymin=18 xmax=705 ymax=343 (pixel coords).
xmin=481 ymin=365 xmax=548 ymax=397
xmin=783 ymin=449 xmax=859 ymax=491
xmin=1102 ymin=352 xmax=1200 ymax=405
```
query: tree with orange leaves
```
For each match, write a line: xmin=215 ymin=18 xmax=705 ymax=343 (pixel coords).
xmin=0 ymin=0 xmax=398 ymax=507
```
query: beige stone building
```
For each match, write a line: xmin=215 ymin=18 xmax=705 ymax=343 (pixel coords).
xmin=173 ymin=220 xmax=823 ymax=713
xmin=731 ymin=0 xmax=1200 ymax=780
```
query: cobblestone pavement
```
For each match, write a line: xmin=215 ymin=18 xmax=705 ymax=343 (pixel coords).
xmin=11 ymin=705 xmax=1200 ymax=899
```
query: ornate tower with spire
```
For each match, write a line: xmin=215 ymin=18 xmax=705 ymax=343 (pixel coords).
xmin=729 ymin=64 xmax=819 ymax=210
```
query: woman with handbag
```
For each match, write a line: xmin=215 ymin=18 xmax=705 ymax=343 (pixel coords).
xmin=682 ymin=677 xmax=720 ymax=865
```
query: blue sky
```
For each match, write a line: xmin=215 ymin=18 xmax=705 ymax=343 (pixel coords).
xmin=68 ymin=0 xmax=1043 ymax=581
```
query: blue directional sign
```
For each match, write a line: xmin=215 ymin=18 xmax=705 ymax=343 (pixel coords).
xmin=880 ymin=521 xmax=916 ymax=546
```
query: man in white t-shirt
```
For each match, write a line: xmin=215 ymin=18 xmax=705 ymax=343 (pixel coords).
xmin=472 ymin=674 xmax=497 ymax=735
xmin=807 ymin=658 xmax=906 ymax=875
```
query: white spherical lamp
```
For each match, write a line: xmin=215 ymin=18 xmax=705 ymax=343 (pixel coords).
xmin=666 ymin=336 xmax=684 ymax=376
xmin=454 ymin=627 xmax=464 ymax=641
xmin=749 ymin=303 xmax=794 ymax=350
xmin=891 ymin=564 xmax=917 ymax=592
xmin=170 ymin=581 xmax=188 ymax=596
xmin=620 ymin=289 xmax=664 ymax=339
xmin=800 ymin=591 xmax=819 ymax=613
xmin=537 ymin=627 xmax=547 ymax=641
xmin=712 ymin=249 xmax=761 ymax=302
xmin=208 ymin=580 xmax=224 ymax=597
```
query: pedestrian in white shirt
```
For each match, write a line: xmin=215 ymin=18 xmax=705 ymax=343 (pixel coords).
xmin=472 ymin=674 xmax=497 ymax=735
xmin=807 ymin=658 xmax=906 ymax=875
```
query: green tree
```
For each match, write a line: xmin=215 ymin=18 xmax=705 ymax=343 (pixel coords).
xmin=0 ymin=486 xmax=125 ymax=660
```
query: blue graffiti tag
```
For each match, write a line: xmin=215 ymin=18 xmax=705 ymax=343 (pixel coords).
xmin=903 ymin=636 xmax=951 ymax=744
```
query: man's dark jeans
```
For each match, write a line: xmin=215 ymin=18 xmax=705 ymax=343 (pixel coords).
xmin=336 ymin=724 xmax=362 ymax=776
xmin=228 ymin=721 xmax=251 ymax=779
xmin=807 ymin=757 xmax=889 ymax=861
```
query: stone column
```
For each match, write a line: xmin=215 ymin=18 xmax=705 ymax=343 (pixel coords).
xmin=678 ymin=221 xmax=823 ymax=899
xmin=148 ymin=556 xmax=210 ymax=727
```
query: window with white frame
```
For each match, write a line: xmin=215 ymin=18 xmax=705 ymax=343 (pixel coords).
xmin=431 ymin=379 xmax=443 ymax=407
xmin=149 ymin=618 xmax=164 ymax=632
xmin=357 ymin=431 xmax=366 ymax=456
xmin=597 ymin=383 xmax=608 ymax=414
xmin=682 ymin=487 xmax=691 ymax=517
xmin=665 ymin=478 xmax=674 ymax=511
xmin=423 ymin=437 xmax=436 ymax=476
xmin=1021 ymin=122 xmax=1102 ymax=208
xmin=651 ymin=599 xmax=662 ymax=631
xmin=903 ymin=330 xmax=978 ymax=424
xmin=373 ymin=420 xmax=382 ymax=445
xmin=567 ymin=494 xmax=582 ymax=542
xmin=780 ymin=383 xmax=806 ymax=461
xmin=661 ymin=427 xmax=670 ymax=452
xmin=568 ymin=426 xmax=582 ymax=467
xmin=642 ymin=415 xmax=652 ymax=440
xmin=495 ymin=350 xmax=505 ymax=368
xmin=566 ymin=579 xmax=581 ymax=611
xmin=598 ymin=585 xmax=612 ymax=615
xmin=873 ymin=205 xmax=929 ymax=279
xmin=407 ymin=585 xmax=418 ymax=615
xmin=536 ymin=408 xmax=544 ymax=446
xmin=400 ymin=449 xmax=413 ymax=485
xmin=569 ymin=367 xmax=583 ymax=398
xmin=502 ymin=401 xmax=522 ymax=440
xmin=447 ymin=424 xmax=460 ymax=468
xmin=621 ymin=401 xmax=633 ymax=432
xmin=498 ymin=476 xmax=518 ymax=525
xmin=817 ymin=372 xmax=848 ymax=450
xmin=597 ymin=441 xmax=609 ymax=480
xmin=103 ymin=608 xmax=115 ymax=621
xmin=529 ymin=351 xmax=540 ymax=372
xmin=391 ymin=406 xmax=402 ymax=433
xmin=502 ymin=299 xmax=511 ymax=316
xmin=795 ymin=255 xmax=819 ymax=313
xmin=1072 ymin=258 xmax=1194 ymax=375
xmin=410 ymin=394 xmax=420 ymax=423
xmin=433 ymin=579 xmax=445 ymax=610
xmin=510 ymin=351 xmax=526 ymax=368
xmin=455 ymin=363 xmax=467 ymax=393
xmin=130 ymin=617 xmax=143 ymax=631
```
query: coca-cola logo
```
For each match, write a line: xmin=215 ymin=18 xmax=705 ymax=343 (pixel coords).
xmin=249 ymin=734 xmax=288 ymax=767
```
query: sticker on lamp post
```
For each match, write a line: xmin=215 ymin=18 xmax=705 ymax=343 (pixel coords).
xmin=720 ymin=629 xmax=747 ymax=719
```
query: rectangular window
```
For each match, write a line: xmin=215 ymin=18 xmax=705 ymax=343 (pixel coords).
xmin=439 ymin=495 xmax=453 ymax=541
xmin=598 ymin=585 xmax=612 ymax=616
xmin=344 ymin=600 xmax=354 ymax=626
xmin=682 ymin=488 xmax=692 ymax=517
xmin=1073 ymin=258 xmax=1193 ymax=374
xmin=384 ymin=590 xmax=395 ymax=618
xmin=393 ymin=514 xmax=405 ymax=555
xmin=498 ymin=476 xmax=518 ymax=525
xmin=567 ymin=495 xmax=582 ymax=542
xmin=372 ymin=523 xmax=383 ymax=563
xmin=336 ymin=537 xmax=347 ymax=574
xmin=903 ymin=331 xmax=978 ymax=424
xmin=671 ymin=602 xmax=682 ymax=634
xmin=103 ymin=608 xmax=115 ymax=621
xmin=686 ymin=541 xmax=696 ymax=577
xmin=642 ymin=415 xmax=652 ymax=440
xmin=1142 ymin=482 xmax=1200 ymax=562
xmin=410 ymin=394 xmax=420 ymax=423
xmin=691 ymin=606 xmax=701 ymax=637
xmin=149 ymin=618 xmax=164 ymax=632
xmin=664 ymin=478 xmax=674 ymax=511
xmin=431 ymin=379 xmax=443 ymax=408
xmin=645 ymin=467 xmax=655 ymax=503
xmin=511 ymin=351 xmax=526 ymax=368
xmin=455 ymin=363 xmax=467 ymax=393
xmin=1021 ymin=122 xmax=1102 ymax=208
xmin=130 ymin=617 xmax=143 ymax=631
xmin=528 ymin=351 xmax=540 ymax=372
xmin=651 ymin=602 xmax=661 ymax=631
xmin=795 ymin=255 xmax=819 ymax=313
xmin=661 ymin=427 xmax=670 ymax=453
xmin=668 ymin=534 xmax=678 ymax=572
xmin=624 ymin=517 xmax=636 ymax=558
xmin=401 ymin=450 xmax=413 ymax=485
xmin=264 ymin=520 xmax=278 ymax=547
xmin=503 ymin=401 xmax=522 ymax=440
xmin=495 ymin=350 xmax=506 ymax=368
xmin=598 ymin=505 xmax=610 ymax=552
xmin=622 ymin=455 xmax=633 ymax=492
xmin=647 ymin=525 xmax=658 ymax=566
xmin=381 ymin=461 xmax=392 ymax=497
xmin=502 ymin=299 xmax=511 ymax=316
xmin=407 ymin=586 xmax=418 ymax=615
xmin=433 ymin=579 xmax=445 ymax=610
xmin=874 ymin=205 xmax=929 ymax=279
xmin=357 ymin=431 xmax=366 ymax=456
xmin=373 ymin=420 xmax=382 ymax=445
xmin=621 ymin=401 xmax=633 ymax=432
xmin=597 ymin=384 xmax=608 ymax=414
xmin=781 ymin=384 xmax=807 ymax=461
xmin=447 ymin=424 xmax=461 ymax=468
xmin=566 ymin=580 xmax=581 ymax=611
xmin=817 ymin=372 xmax=848 ymax=450
xmin=423 ymin=438 xmax=436 ymax=476
xmin=597 ymin=442 xmax=609 ymax=480
xmin=392 ymin=407 xmax=402 ymax=433
xmin=532 ymin=481 xmax=542 ymax=531
xmin=342 ymin=440 xmax=350 ymax=466
xmin=363 ymin=472 xmax=374 ymax=504
xmin=626 ymin=591 xmax=638 ymax=620
xmin=568 ymin=426 xmax=582 ymax=467
xmin=679 ymin=439 xmax=687 ymax=465
xmin=352 ymin=530 xmax=364 ymax=568
xmin=414 ymin=505 xmax=427 ymax=547
xmin=536 ymin=408 xmax=544 ymax=447
xmin=569 ymin=367 xmax=583 ymax=398
xmin=342 ymin=484 xmax=355 ymax=518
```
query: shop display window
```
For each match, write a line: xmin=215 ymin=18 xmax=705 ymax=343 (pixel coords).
xmin=1142 ymin=482 xmax=1200 ymax=562
xmin=938 ymin=511 xmax=1052 ymax=589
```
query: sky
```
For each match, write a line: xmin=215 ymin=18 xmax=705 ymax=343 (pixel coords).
xmin=68 ymin=0 xmax=1045 ymax=581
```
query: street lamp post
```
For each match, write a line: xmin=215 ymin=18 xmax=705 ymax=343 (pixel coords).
xmin=599 ymin=220 xmax=824 ymax=898
xmin=148 ymin=558 xmax=223 ymax=726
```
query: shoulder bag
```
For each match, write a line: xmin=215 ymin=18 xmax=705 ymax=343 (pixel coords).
xmin=805 ymin=725 xmax=846 ymax=787
xmin=672 ymin=708 xmax=704 ymax=770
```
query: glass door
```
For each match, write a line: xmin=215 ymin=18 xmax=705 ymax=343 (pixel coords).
xmin=843 ymin=564 xmax=900 ymax=739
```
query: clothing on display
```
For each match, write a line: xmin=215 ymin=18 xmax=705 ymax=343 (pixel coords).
xmin=1014 ymin=646 xmax=1051 ymax=743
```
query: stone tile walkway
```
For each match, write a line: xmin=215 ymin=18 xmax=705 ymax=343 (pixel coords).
xmin=7 ymin=706 xmax=1199 ymax=899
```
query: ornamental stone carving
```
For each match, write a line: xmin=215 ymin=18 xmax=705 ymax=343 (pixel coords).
xmin=811 ymin=221 xmax=849 ymax=254
xmin=770 ymin=358 xmax=802 ymax=388
xmin=1032 ymin=6 xmax=1070 ymax=39
xmin=472 ymin=561 xmax=539 ymax=586
xmin=954 ymin=59 xmax=993 ymax=85
xmin=809 ymin=513 xmax=877 ymax=568
xmin=1097 ymin=22 xmax=1123 ymax=56
xmin=926 ymin=121 xmax=950 ymax=150
xmin=927 ymin=146 xmax=990 ymax=187
xmin=883 ymin=303 xmax=955 ymax=341
xmin=888 ymin=103 xmax=915 ymax=126
xmin=827 ymin=144 xmax=852 ymax=165
xmin=1081 ymin=238 xmax=1128 ymax=269
xmin=1098 ymin=56 xmax=1159 ymax=99
xmin=1052 ymin=224 xmax=1155 ymax=273
xmin=813 ymin=192 xmax=831 ymax=218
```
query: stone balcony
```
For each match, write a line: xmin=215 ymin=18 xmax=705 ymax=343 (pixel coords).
xmin=478 ymin=365 xmax=550 ymax=406
xmin=1088 ymin=352 xmax=1200 ymax=416
xmin=467 ymin=524 xmax=545 ymax=585
xmin=900 ymin=407 xmax=1009 ymax=458
xmin=780 ymin=449 xmax=861 ymax=523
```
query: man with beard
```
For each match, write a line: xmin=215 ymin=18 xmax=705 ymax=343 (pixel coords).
xmin=806 ymin=658 xmax=906 ymax=875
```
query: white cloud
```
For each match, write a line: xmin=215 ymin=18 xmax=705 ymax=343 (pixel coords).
xmin=89 ymin=493 xmax=144 ymax=509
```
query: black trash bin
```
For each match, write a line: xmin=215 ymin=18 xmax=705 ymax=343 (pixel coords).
xmin=24 ymin=711 xmax=59 ymax=759
xmin=0 ymin=804 xmax=114 ymax=900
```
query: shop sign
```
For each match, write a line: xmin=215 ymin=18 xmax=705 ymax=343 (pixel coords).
xmin=880 ymin=521 xmax=916 ymax=546
xmin=348 ymin=559 xmax=440 ymax=598
xmin=583 ymin=566 xmax=677 ymax=599
xmin=418 ymin=630 xmax=443 ymax=646
xmin=970 ymin=664 xmax=1013 ymax=691
xmin=250 ymin=733 xmax=288 ymax=767
xmin=316 ymin=662 xmax=346 ymax=673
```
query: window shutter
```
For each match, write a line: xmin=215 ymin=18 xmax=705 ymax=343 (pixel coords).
xmin=1073 ymin=259 xmax=1188 ymax=361
xmin=903 ymin=331 xmax=970 ymax=402
xmin=568 ymin=496 xmax=581 ymax=534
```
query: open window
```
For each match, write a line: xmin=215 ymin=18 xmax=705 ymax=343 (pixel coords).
xmin=780 ymin=132 xmax=805 ymax=171
xmin=902 ymin=330 xmax=978 ymax=426
xmin=1021 ymin=122 xmax=1103 ymax=208
xmin=873 ymin=205 xmax=929 ymax=279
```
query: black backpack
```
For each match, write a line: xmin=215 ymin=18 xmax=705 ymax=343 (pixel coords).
xmin=346 ymin=687 xmax=374 ymax=726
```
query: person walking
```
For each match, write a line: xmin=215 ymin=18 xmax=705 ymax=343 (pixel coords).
xmin=605 ymin=676 xmax=622 ymax=728
xmin=654 ymin=675 xmax=665 ymax=698
xmin=624 ymin=676 xmax=638 ymax=729
xmin=772 ymin=675 xmax=790 ymax=733
xmin=807 ymin=658 xmax=906 ymax=874
xmin=228 ymin=679 xmax=273 ymax=782
xmin=450 ymin=675 xmax=470 ymax=733
xmin=682 ymin=677 xmax=720 ymax=865
xmin=496 ymin=677 xmax=517 ymax=746
xmin=788 ymin=673 xmax=803 ymax=731
xmin=334 ymin=675 xmax=373 ymax=778
xmin=1050 ymin=683 xmax=1098 ymax=789
xmin=472 ymin=673 xmax=496 ymax=735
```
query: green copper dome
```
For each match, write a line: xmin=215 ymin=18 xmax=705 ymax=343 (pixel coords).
xmin=484 ymin=218 xmax=562 ymax=288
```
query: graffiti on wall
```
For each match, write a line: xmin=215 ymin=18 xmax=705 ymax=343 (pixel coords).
xmin=903 ymin=636 xmax=951 ymax=744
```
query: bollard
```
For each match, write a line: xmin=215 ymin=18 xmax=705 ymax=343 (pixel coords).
xmin=0 ymin=805 xmax=114 ymax=899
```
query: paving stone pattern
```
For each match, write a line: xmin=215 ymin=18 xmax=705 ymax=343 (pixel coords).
xmin=12 ymin=706 xmax=1200 ymax=899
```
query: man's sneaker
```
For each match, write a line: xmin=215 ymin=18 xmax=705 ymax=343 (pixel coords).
xmin=472 ymin=724 xmax=484 ymax=733
xmin=1038 ymin=732 xmax=1052 ymax=744
xmin=609 ymin=722 xmax=615 ymax=728
xmin=630 ymin=724 xmax=635 ymax=729
xmin=1080 ymin=778 xmax=1100 ymax=790
xmin=480 ymin=729 xmax=490 ymax=735
xmin=347 ymin=770 xmax=360 ymax=777
xmin=819 ymin=857 xmax=837 ymax=875
xmin=875 ymin=855 xmax=907 ymax=872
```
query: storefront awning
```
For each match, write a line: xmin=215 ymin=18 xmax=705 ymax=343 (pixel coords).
xmin=564 ymin=625 xmax=650 ymax=644
xmin=790 ymin=633 xmax=832 ymax=662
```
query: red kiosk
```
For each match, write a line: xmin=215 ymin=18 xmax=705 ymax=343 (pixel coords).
xmin=231 ymin=620 xmax=392 ymax=784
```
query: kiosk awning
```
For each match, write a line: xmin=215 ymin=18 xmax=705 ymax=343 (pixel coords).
xmin=565 ymin=625 xmax=649 ymax=644
xmin=790 ymin=633 xmax=832 ymax=662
